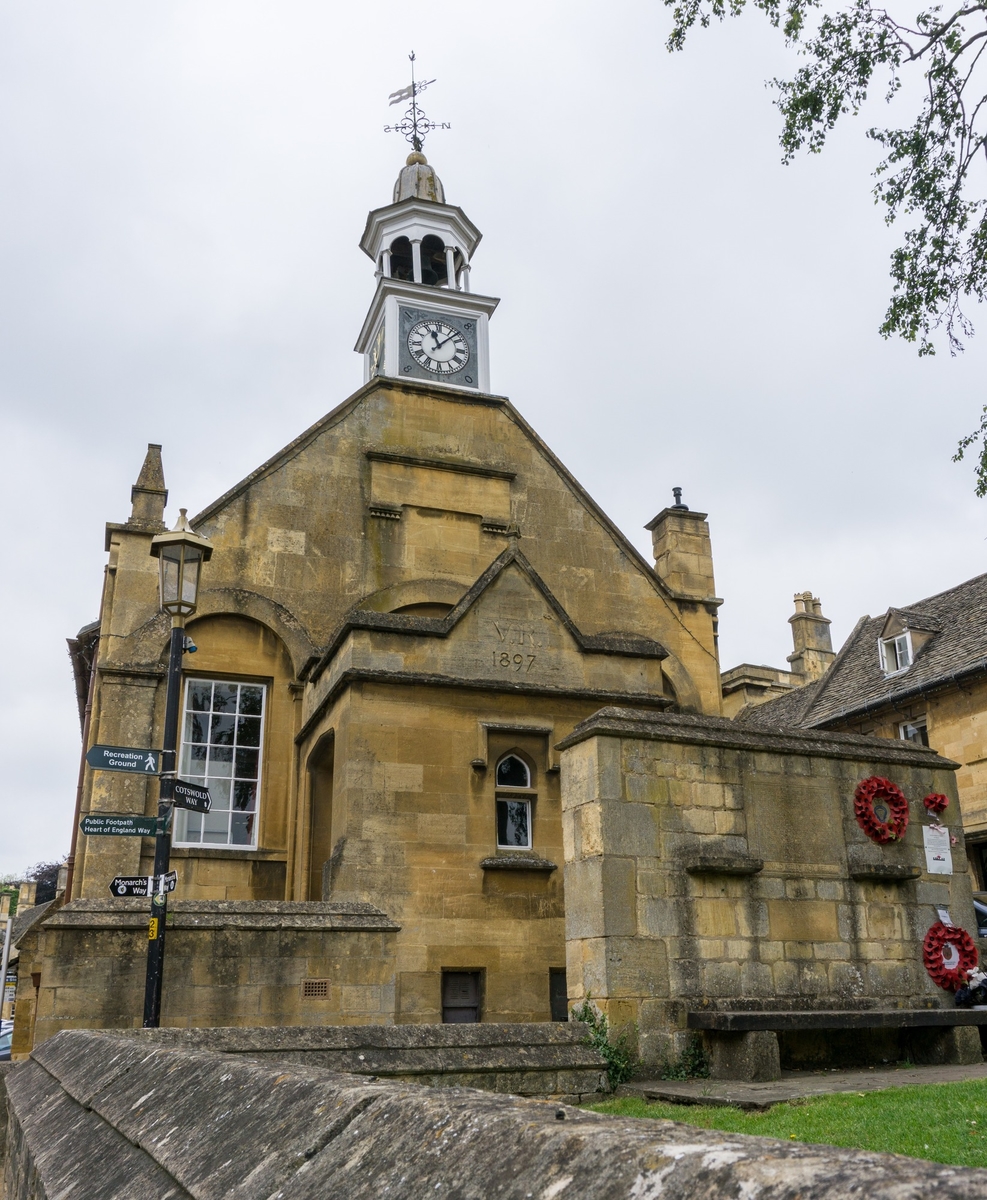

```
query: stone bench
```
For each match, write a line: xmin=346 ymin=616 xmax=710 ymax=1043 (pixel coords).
xmin=688 ymin=1009 xmax=987 ymax=1081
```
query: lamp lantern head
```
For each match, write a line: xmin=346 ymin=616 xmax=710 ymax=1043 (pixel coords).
xmin=149 ymin=509 xmax=213 ymax=618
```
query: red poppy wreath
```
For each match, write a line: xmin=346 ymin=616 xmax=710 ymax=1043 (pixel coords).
xmin=923 ymin=921 xmax=978 ymax=990
xmin=923 ymin=793 xmax=950 ymax=816
xmin=853 ymin=776 xmax=909 ymax=844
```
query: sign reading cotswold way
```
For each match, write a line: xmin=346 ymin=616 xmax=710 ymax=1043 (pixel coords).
xmin=80 ymin=813 xmax=161 ymax=837
xmin=173 ymin=780 xmax=211 ymax=813
xmin=109 ymin=871 xmax=177 ymax=899
xmin=86 ymin=745 xmax=161 ymax=775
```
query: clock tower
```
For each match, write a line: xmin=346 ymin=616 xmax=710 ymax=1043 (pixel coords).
xmin=354 ymin=152 xmax=499 ymax=392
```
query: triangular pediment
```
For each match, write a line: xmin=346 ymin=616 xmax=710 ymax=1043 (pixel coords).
xmin=301 ymin=546 xmax=670 ymax=727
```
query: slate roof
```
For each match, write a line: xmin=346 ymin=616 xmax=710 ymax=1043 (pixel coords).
xmin=738 ymin=572 xmax=987 ymax=730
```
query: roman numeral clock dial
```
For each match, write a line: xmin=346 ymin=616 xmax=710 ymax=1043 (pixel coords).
xmin=407 ymin=320 xmax=470 ymax=375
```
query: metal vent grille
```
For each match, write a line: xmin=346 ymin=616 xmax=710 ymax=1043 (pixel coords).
xmin=302 ymin=979 xmax=330 ymax=998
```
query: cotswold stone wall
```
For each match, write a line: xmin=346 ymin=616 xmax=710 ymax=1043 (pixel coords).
xmin=558 ymin=708 xmax=977 ymax=1070
xmin=16 ymin=900 xmax=398 ymax=1056
xmin=6 ymin=1029 xmax=987 ymax=1200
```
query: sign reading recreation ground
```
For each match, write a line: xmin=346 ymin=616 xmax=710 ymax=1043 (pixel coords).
xmin=80 ymin=813 xmax=161 ymax=837
xmin=86 ymin=745 xmax=161 ymax=775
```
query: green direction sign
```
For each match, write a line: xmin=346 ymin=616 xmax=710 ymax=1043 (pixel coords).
xmin=86 ymin=745 xmax=160 ymax=775
xmin=80 ymin=813 xmax=161 ymax=838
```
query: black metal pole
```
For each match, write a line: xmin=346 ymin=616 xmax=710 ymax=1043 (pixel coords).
xmin=142 ymin=620 xmax=184 ymax=1027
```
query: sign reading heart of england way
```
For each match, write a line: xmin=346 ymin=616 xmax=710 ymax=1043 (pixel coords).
xmin=173 ymin=780 xmax=211 ymax=813
xmin=109 ymin=871 xmax=177 ymax=898
xmin=86 ymin=745 xmax=161 ymax=775
xmin=80 ymin=813 xmax=161 ymax=837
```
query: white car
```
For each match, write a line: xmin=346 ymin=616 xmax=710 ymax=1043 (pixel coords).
xmin=0 ymin=1019 xmax=12 ymax=1061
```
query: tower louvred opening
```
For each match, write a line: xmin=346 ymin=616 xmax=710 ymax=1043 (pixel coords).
xmin=389 ymin=236 xmax=414 ymax=282
xmin=420 ymin=235 xmax=447 ymax=286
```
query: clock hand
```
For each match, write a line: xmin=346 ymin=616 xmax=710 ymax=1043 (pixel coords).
xmin=433 ymin=331 xmax=459 ymax=350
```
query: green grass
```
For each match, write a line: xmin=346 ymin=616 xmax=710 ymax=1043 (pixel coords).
xmin=585 ymin=1079 xmax=987 ymax=1168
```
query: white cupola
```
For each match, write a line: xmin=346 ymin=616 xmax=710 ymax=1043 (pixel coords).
xmin=354 ymin=153 xmax=499 ymax=392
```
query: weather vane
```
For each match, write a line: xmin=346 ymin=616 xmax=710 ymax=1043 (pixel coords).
xmin=384 ymin=52 xmax=450 ymax=152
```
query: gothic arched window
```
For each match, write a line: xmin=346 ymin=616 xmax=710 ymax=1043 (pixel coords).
xmin=496 ymin=754 xmax=530 ymax=789
xmin=495 ymin=753 xmax=534 ymax=848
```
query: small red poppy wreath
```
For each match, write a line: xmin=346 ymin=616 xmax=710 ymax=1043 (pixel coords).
xmin=923 ymin=793 xmax=950 ymax=816
xmin=853 ymin=776 xmax=909 ymax=843
xmin=923 ymin=921 xmax=978 ymax=991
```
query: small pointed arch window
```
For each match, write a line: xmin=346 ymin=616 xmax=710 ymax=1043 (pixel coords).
xmin=389 ymin=236 xmax=414 ymax=282
xmin=495 ymin=753 xmax=534 ymax=848
xmin=420 ymin=234 xmax=448 ymax=286
xmin=496 ymin=753 xmax=531 ymax=789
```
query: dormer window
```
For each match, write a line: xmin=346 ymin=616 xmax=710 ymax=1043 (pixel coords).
xmin=880 ymin=631 xmax=912 ymax=675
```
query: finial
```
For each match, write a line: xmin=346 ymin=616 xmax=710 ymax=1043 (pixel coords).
xmin=128 ymin=442 xmax=167 ymax=528
xmin=671 ymin=487 xmax=689 ymax=511
xmin=406 ymin=151 xmax=427 ymax=166
xmin=384 ymin=52 xmax=450 ymax=153
xmin=173 ymin=508 xmax=194 ymax=533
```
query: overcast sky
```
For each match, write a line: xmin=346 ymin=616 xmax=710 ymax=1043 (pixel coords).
xmin=1 ymin=1 xmax=985 ymax=875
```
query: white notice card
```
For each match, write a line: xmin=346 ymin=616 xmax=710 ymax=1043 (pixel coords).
xmin=924 ymin=825 xmax=953 ymax=875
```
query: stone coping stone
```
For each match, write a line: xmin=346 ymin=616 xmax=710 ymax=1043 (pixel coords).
xmin=43 ymin=897 xmax=400 ymax=932
xmin=620 ymin=1061 xmax=987 ymax=1111
xmin=689 ymin=1009 xmax=987 ymax=1031
xmin=556 ymin=705 xmax=959 ymax=768
xmin=118 ymin=1023 xmax=610 ymax=1085
xmin=7 ymin=1029 xmax=987 ymax=1199
xmin=0 ymin=1060 xmax=17 ymax=1176
xmin=10 ymin=899 xmax=56 ymax=947
xmin=123 ymin=1020 xmax=594 ymax=1051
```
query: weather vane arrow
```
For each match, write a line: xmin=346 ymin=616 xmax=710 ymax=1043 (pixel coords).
xmin=383 ymin=52 xmax=449 ymax=152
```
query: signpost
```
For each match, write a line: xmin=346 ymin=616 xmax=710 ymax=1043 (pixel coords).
xmin=80 ymin=813 xmax=162 ymax=838
xmin=173 ymin=780 xmax=211 ymax=813
xmin=109 ymin=871 xmax=177 ymax=899
xmin=86 ymin=745 xmax=161 ymax=775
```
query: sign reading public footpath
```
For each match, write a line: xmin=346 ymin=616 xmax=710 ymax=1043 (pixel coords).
xmin=80 ymin=813 xmax=161 ymax=837
xmin=173 ymin=780 xmax=211 ymax=813
xmin=86 ymin=745 xmax=161 ymax=775
xmin=109 ymin=870 xmax=177 ymax=899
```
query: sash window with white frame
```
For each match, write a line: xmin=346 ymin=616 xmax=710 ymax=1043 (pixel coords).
xmin=174 ymin=678 xmax=266 ymax=847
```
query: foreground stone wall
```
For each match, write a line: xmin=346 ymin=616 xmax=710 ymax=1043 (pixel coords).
xmin=122 ymin=1020 xmax=608 ymax=1100
xmin=15 ymin=899 xmax=398 ymax=1057
xmin=6 ymin=1029 xmax=987 ymax=1199
xmin=559 ymin=708 xmax=976 ymax=1070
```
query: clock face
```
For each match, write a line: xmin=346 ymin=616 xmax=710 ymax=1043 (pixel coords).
xmin=407 ymin=319 xmax=470 ymax=375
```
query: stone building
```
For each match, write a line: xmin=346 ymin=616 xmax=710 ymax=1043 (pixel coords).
xmin=15 ymin=153 xmax=984 ymax=1077
xmin=48 ymin=151 xmax=723 ymax=1039
xmin=737 ymin=575 xmax=987 ymax=885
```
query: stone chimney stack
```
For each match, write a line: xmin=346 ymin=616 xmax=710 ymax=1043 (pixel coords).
xmin=646 ymin=490 xmax=722 ymax=715
xmin=645 ymin=489 xmax=716 ymax=603
xmin=787 ymin=592 xmax=835 ymax=682
xmin=127 ymin=443 xmax=168 ymax=532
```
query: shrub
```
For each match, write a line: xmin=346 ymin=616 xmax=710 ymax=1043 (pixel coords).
xmin=659 ymin=1035 xmax=709 ymax=1080
xmin=571 ymin=998 xmax=638 ymax=1089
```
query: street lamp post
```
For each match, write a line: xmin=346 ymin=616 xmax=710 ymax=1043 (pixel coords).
xmin=143 ymin=508 xmax=212 ymax=1028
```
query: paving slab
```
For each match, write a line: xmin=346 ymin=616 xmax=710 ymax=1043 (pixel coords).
xmin=617 ymin=1061 xmax=987 ymax=1111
